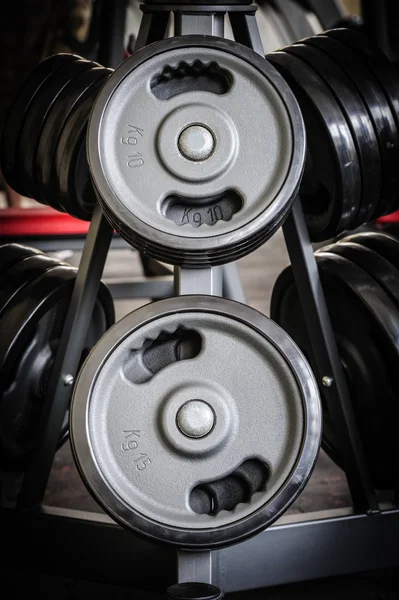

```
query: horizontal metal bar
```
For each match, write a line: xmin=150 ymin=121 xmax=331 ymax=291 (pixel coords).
xmin=105 ymin=276 xmax=174 ymax=299
xmin=0 ymin=506 xmax=175 ymax=592
xmin=215 ymin=506 xmax=399 ymax=592
xmin=1 ymin=505 xmax=397 ymax=592
xmin=141 ymin=4 xmax=257 ymax=13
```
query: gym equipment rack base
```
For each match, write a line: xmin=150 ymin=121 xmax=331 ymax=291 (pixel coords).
xmin=1 ymin=0 xmax=398 ymax=595
xmin=0 ymin=504 xmax=397 ymax=593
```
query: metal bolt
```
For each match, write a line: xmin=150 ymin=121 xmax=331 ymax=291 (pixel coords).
xmin=178 ymin=124 xmax=215 ymax=161
xmin=322 ymin=376 xmax=333 ymax=388
xmin=63 ymin=374 xmax=74 ymax=387
xmin=176 ymin=400 xmax=215 ymax=438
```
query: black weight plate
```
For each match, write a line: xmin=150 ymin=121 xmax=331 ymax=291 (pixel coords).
xmin=287 ymin=42 xmax=381 ymax=226
xmin=270 ymin=253 xmax=399 ymax=488
xmin=315 ymin=253 xmax=399 ymax=488
xmin=0 ymin=264 xmax=114 ymax=470
xmin=0 ymin=264 xmax=76 ymax=470
xmin=326 ymin=28 xmax=399 ymax=145
xmin=55 ymin=75 xmax=109 ymax=219
xmin=343 ymin=230 xmax=399 ymax=271
xmin=36 ymin=66 xmax=112 ymax=207
xmin=0 ymin=265 xmax=76 ymax=381
xmin=0 ymin=243 xmax=42 ymax=275
xmin=325 ymin=28 xmax=399 ymax=215
xmin=0 ymin=53 xmax=80 ymax=195
xmin=303 ymin=35 xmax=399 ymax=219
xmin=0 ymin=253 xmax=61 ymax=319
xmin=325 ymin=240 xmax=399 ymax=309
xmin=267 ymin=51 xmax=360 ymax=241
xmin=269 ymin=268 xmax=348 ymax=464
xmin=17 ymin=58 xmax=95 ymax=201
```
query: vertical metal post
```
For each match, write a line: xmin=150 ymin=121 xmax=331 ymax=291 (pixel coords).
xmin=178 ymin=550 xmax=213 ymax=584
xmin=228 ymin=9 xmax=264 ymax=55
xmin=174 ymin=266 xmax=223 ymax=296
xmin=175 ymin=11 xmax=225 ymax=37
xmin=97 ymin=0 xmax=128 ymax=67
xmin=134 ymin=9 xmax=171 ymax=51
xmin=283 ymin=199 xmax=379 ymax=513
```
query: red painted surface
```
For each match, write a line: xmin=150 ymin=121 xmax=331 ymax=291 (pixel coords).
xmin=376 ymin=210 xmax=399 ymax=223
xmin=2 ymin=204 xmax=399 ymax=239
xmin=0 ymin=207 xmax=90 ymax=237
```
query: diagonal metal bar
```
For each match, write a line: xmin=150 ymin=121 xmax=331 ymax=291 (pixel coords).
xmin=18 ymin=205 xmax=113 ymax=509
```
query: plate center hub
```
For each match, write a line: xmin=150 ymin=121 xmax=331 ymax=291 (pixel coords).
xmin=176 ymin=399 xmax=216 ymax=438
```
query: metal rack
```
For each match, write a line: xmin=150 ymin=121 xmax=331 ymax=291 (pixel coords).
xmin=1 ymin=1 xmax=398 ymax=596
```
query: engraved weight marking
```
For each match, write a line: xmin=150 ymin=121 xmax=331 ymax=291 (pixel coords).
xmin=121 ymin=125 xmax=145 ymax=168
xmin=121 ymin=430 xmax=152 ymax=472
xmin=180 ymin=204 xmax=224 ymax=226
xmin=127 ymin=152 xmax=144 ymax=168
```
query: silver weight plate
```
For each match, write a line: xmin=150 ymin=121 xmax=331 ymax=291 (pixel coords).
xmin=71 ymin=296 xmax=321 ymax=549
xmin=88 ymin=36 xmax=305 ymax=266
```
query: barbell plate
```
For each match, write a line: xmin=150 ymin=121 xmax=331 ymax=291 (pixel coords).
xmin=286 ymin=42 xmax=381 ymax=227
xmin=71 ymin=295 xmax=321 ymax=549
xmin=55 ymin=75 xmax=110 ymax=219
xmin=271 ymin=252 xmax=399 ymax=489
xmin=303 ymin=34 xmax=399 ymax=220
xmin=326 ymin=240 xmax=399 ymax=308
xmin=0 ymin=262 xmax=114 ymax=471
xmin=36 ymin=66 xmax=112 ymax=208
xmin=267 ymin=50 xmax=360 ymax=240
xmin=343 ymin=230 xmax=399 ymax=272
xmin=0 ymin=253 xmax=61 ymax=319
xmin=88 ymin=36 xmax=305 ymax=265
xmin=0 ymin=244 xmax=42 ymax=275
xmin=0 ymin=53 xmax=80 ymax=194
xmin=17 ymin=58 xmax=95 ymax=201
xmin=326 ymin=28 xmax=399 ymax=213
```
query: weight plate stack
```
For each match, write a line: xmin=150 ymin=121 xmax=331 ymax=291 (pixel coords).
xmin=36 ymin=66 xmax=112 ymax=215
xmin=0 ymin=53 xmax=80 ymax=195
xmin=270 ymin=229 xmax=399 ymax=490
xmin=0 ymin=243 xmax=115 ymax=472
xmin=53 ymin=71 xmax=112 ymax=219
xmin=88 ymin=35 xmax=306 ymax=267
xmin=0 ymin=53 xmax=112 ymax=220
xmin=71 ymin=296 xmax=321 ymax=549
xmin=17 ymin=58 xmax=95 ymax=200
xmin=0 ymin=243 xmax=42 ymax=275
xmin=267 ymin=27 xmax=399 ymax=241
